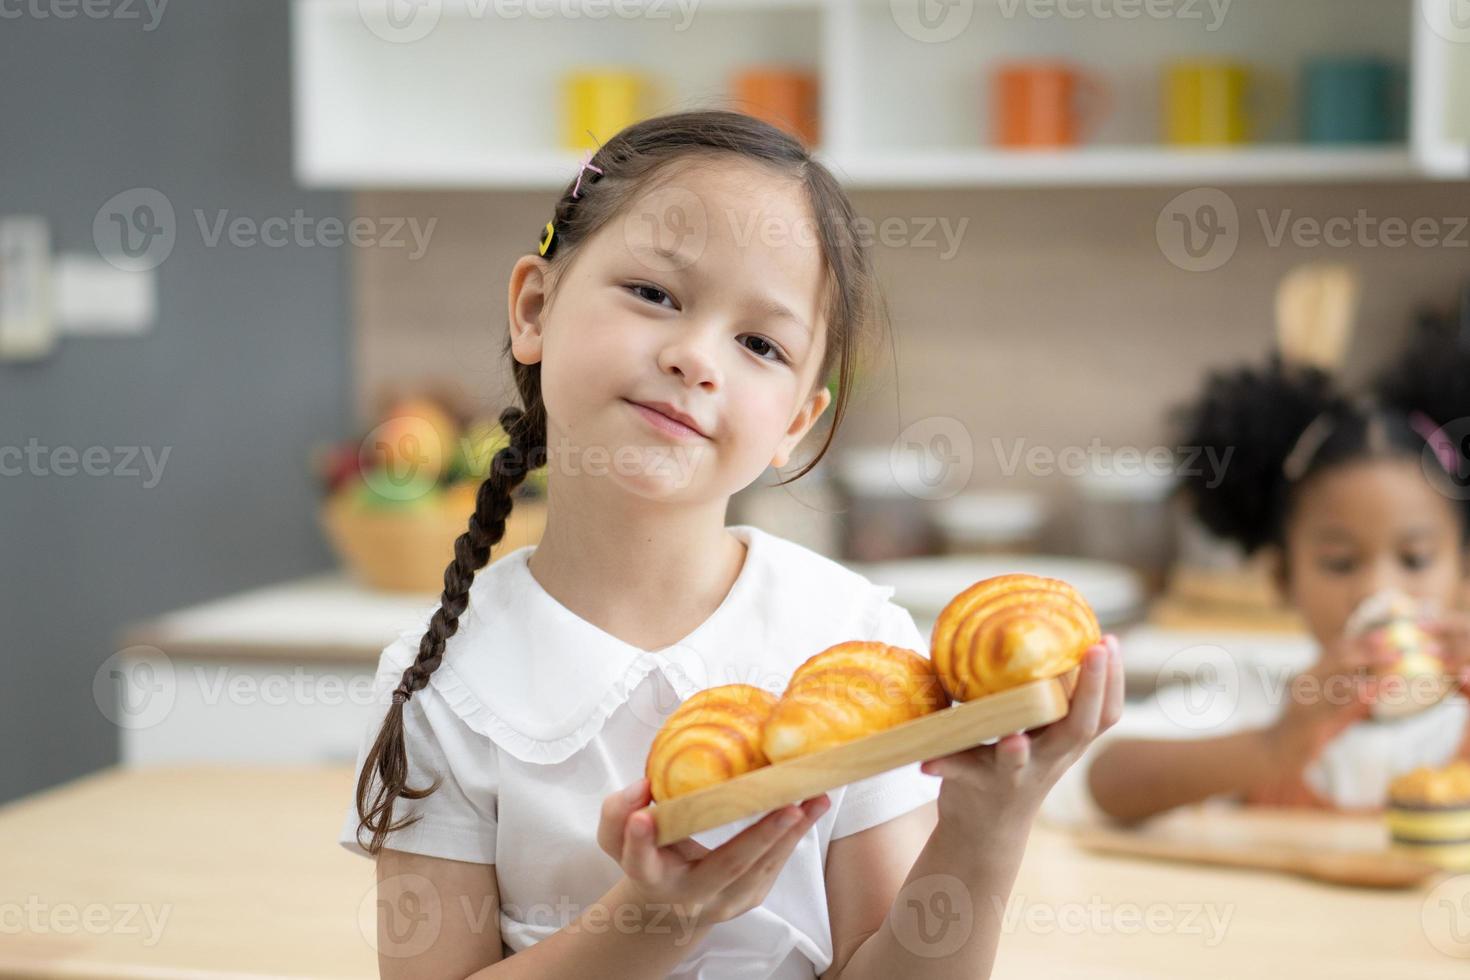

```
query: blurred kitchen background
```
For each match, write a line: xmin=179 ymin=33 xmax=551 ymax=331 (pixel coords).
xmin=4 ymin=0 xmax=1470 ymax=811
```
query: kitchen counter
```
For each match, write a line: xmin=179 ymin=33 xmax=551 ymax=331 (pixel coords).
xmin=1 ymin=765 xmax=1460 ymax=979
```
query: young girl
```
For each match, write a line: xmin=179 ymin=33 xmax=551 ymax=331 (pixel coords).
xmin=337 ymin=111 xmax=1123 ymax=979
xmin=1087 ymin=314 xmax=1470 ymax=824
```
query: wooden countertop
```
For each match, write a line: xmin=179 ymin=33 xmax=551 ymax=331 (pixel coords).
xmin=118 ymin=574 xmax=437 ymax=664
xmin=1 ymin=765 xmax=1462 ymax=978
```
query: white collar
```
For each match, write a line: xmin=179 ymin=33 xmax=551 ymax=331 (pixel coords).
xmin=425 ymin=524 xmax=894 ymax=764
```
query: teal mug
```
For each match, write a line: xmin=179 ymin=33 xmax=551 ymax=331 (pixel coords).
xmin=1301 ymin=56 xmax=1404 ymax=144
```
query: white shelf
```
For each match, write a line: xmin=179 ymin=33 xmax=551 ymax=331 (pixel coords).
xmin=820 ymin=146 xmax=1423 ymax=187
xmin=293 ymin=0 xmax=1470 ymax=188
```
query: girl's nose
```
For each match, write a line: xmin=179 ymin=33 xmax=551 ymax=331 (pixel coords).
xmin=657 ymin=331 xmax=722 ymax=389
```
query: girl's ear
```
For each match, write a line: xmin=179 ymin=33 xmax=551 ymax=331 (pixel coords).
xmin=769 ymin=384 xmax=832 ymax=469
xmin=508 ymin=254 xmax=551 ymax=365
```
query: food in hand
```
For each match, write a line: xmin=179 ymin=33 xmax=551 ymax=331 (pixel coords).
xmin=761 ymin=641 xmax=949 ymax=763
xmin=1387 ymin=760 xmax=1470 ymax=870
xmin=646 ymin=684 xmax=779 ymax=802
xmin=931 ymin=573 xmax=1100 ymax=701
xmin=1345 ymin=591 xmax=1449 ymax=721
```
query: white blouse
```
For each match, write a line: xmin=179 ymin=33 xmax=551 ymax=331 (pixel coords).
xmin=338 ymin=523 xmax=942 ymax=978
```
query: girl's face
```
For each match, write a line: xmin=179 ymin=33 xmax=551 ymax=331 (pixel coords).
xmin=508 ymin=158 xmax=833 ymax=505
xmin=1281 ymin=457 xmax=1469 ymax=646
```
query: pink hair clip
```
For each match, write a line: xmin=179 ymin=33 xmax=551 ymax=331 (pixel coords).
xmin=1409 ymin=410 xmax=1460 ymax=476
xmin=572 ymin=150 xmax=603 ymax=199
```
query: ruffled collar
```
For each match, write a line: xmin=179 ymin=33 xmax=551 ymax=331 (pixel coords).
xmin=425 ymin=523 xmax=893 ymax=764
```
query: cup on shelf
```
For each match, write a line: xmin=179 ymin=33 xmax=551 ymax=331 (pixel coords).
xmin=562 ymin=69 xmax=652 ymax=151
xmin=1162 ymin=59 xmax=1283 ymax=146
xmin=732 ymin=67 xmax=820 ymax=148
xmin=989 ymin=61 xmax=1109 ymax=148
xmin=1301 ymin=56 xmax=1403 ymax=144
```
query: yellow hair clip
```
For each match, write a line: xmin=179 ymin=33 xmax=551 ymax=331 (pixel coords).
xmin=538 ymin=221 xmax=555 ymax=257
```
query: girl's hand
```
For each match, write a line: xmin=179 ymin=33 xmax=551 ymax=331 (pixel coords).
xmin=1264 ymin=630 xmax=1394 ymax=783
xmin=919 ymin=634 xmax=1125 ymax=828
xmin=595 ymin=778 xmax=829 ymax=929
xmin=1422 ymin=610 xmax=1470 ymax=699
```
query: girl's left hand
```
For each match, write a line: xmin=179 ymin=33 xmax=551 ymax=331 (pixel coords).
xmin=919 ymin=635 xmax=1125 ymax=825
xmin=1422 ymin=611 xmax=1470 ymax=698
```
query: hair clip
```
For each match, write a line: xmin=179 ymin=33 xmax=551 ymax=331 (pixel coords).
xmin=538 ymin=221 xmax=555 ymax=257
xmin=1282 ymin=411 xmax=1335 ymax=483
xmin=1409 ymin=410 xmax=1459 ymax=476
xmin=572 ymin=149 xmax=603 ymax=199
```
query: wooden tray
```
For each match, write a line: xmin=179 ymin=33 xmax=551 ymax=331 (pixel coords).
xmin=651 ymin=669 xmax=1078 ymax=845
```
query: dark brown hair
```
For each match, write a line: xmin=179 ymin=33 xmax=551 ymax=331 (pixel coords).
xmin=353 ymin=109 xmax=888 ymax=855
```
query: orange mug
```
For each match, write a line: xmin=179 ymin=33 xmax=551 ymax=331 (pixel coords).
xmin=732 ymin=67 xmax=819 ymax=148
xmin=991 ymin=62 xmax=1109 ymax=148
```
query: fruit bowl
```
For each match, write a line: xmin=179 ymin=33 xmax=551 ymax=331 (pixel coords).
xmin=319 ymin=481 xmax=547 ymax=594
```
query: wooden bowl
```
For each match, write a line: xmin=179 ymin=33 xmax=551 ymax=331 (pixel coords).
xmin=319 ymin=489 xmax=547 ymax=594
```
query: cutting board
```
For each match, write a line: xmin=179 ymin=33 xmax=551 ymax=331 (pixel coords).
xmin=1069 ymin=807 xmax=1442 ymax=889
xmin=651 ymin=669 xmax=1077 ymax=845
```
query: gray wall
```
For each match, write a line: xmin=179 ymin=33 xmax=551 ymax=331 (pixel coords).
xmin=0 ymin=1 xmax=349 ymax=804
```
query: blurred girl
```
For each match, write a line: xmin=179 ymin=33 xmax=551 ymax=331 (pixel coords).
xmin=1089 ymin=311 xmax=1470 ymax=824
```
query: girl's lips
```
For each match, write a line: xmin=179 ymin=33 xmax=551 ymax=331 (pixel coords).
xmin=627 ymin=400 xmax=708 ymax=441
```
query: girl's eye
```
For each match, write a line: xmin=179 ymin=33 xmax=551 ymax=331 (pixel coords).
xmin=627 ymin=283 xmax=675 ymax=309
xmin=741 ymin=334 xmax=787 ymax=364
xmin=1402 ymin=551 xmax=1437 ymax=571
xmin=1318 ymin=555 xmax=1356 ymax=575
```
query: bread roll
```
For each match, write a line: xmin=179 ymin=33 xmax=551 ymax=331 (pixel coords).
xmin=932 ymin=573 xmax=1100 ymax=701
xmin=645 ymin=684 xmax=778 ymax=802
xmin=761 ymin=641 xmax=948 ymax=763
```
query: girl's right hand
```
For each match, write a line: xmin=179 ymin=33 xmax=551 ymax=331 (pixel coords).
xmin=596 ymin=778 xmax=829 ymax=929
xmin=1266 ymin=631 xmax=1396 ymax=779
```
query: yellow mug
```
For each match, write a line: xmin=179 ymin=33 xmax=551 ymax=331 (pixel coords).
xmin=1163 ymin=60 xmax=1278 ymax=145
xmin=563 ymin=70 xmax=650 ymax=150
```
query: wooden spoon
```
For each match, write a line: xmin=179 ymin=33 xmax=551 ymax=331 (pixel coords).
xmin=1071 ymin=825 xmax=1441 ymax=889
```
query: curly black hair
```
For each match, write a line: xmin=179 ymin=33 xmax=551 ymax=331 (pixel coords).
xmin=1171 ymin=311 xmax=1470 ymax=556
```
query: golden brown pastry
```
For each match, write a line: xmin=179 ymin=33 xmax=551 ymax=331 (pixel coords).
xmin=761 ymin=641 xmax=949 ymax=763
xmin=931 ymin=573 xmax=1100 ymax=701
xmin=645 ymin=684 xmax=778 ymax=802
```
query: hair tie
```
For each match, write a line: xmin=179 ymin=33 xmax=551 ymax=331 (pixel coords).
xmin=1409 ymin=410 xmax=1460 ymax=476
xmin=391 ymin=688 xmax=409 ymax=705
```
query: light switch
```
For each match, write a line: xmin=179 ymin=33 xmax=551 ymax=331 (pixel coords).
xmin=0 ymin=216 xmax=56 ymax=361
xmin=51 ymin=253 xmax=156 ymax=336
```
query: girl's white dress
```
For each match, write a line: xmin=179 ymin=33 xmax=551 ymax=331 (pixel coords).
xmin=338 ymin=523 xmax=942 ymax=978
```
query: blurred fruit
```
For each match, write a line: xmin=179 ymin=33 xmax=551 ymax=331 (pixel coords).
xmin=359 ymin=398 xmax=461 ymax=494
xmin=342 ymin=471 xmax=441 ymax=510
